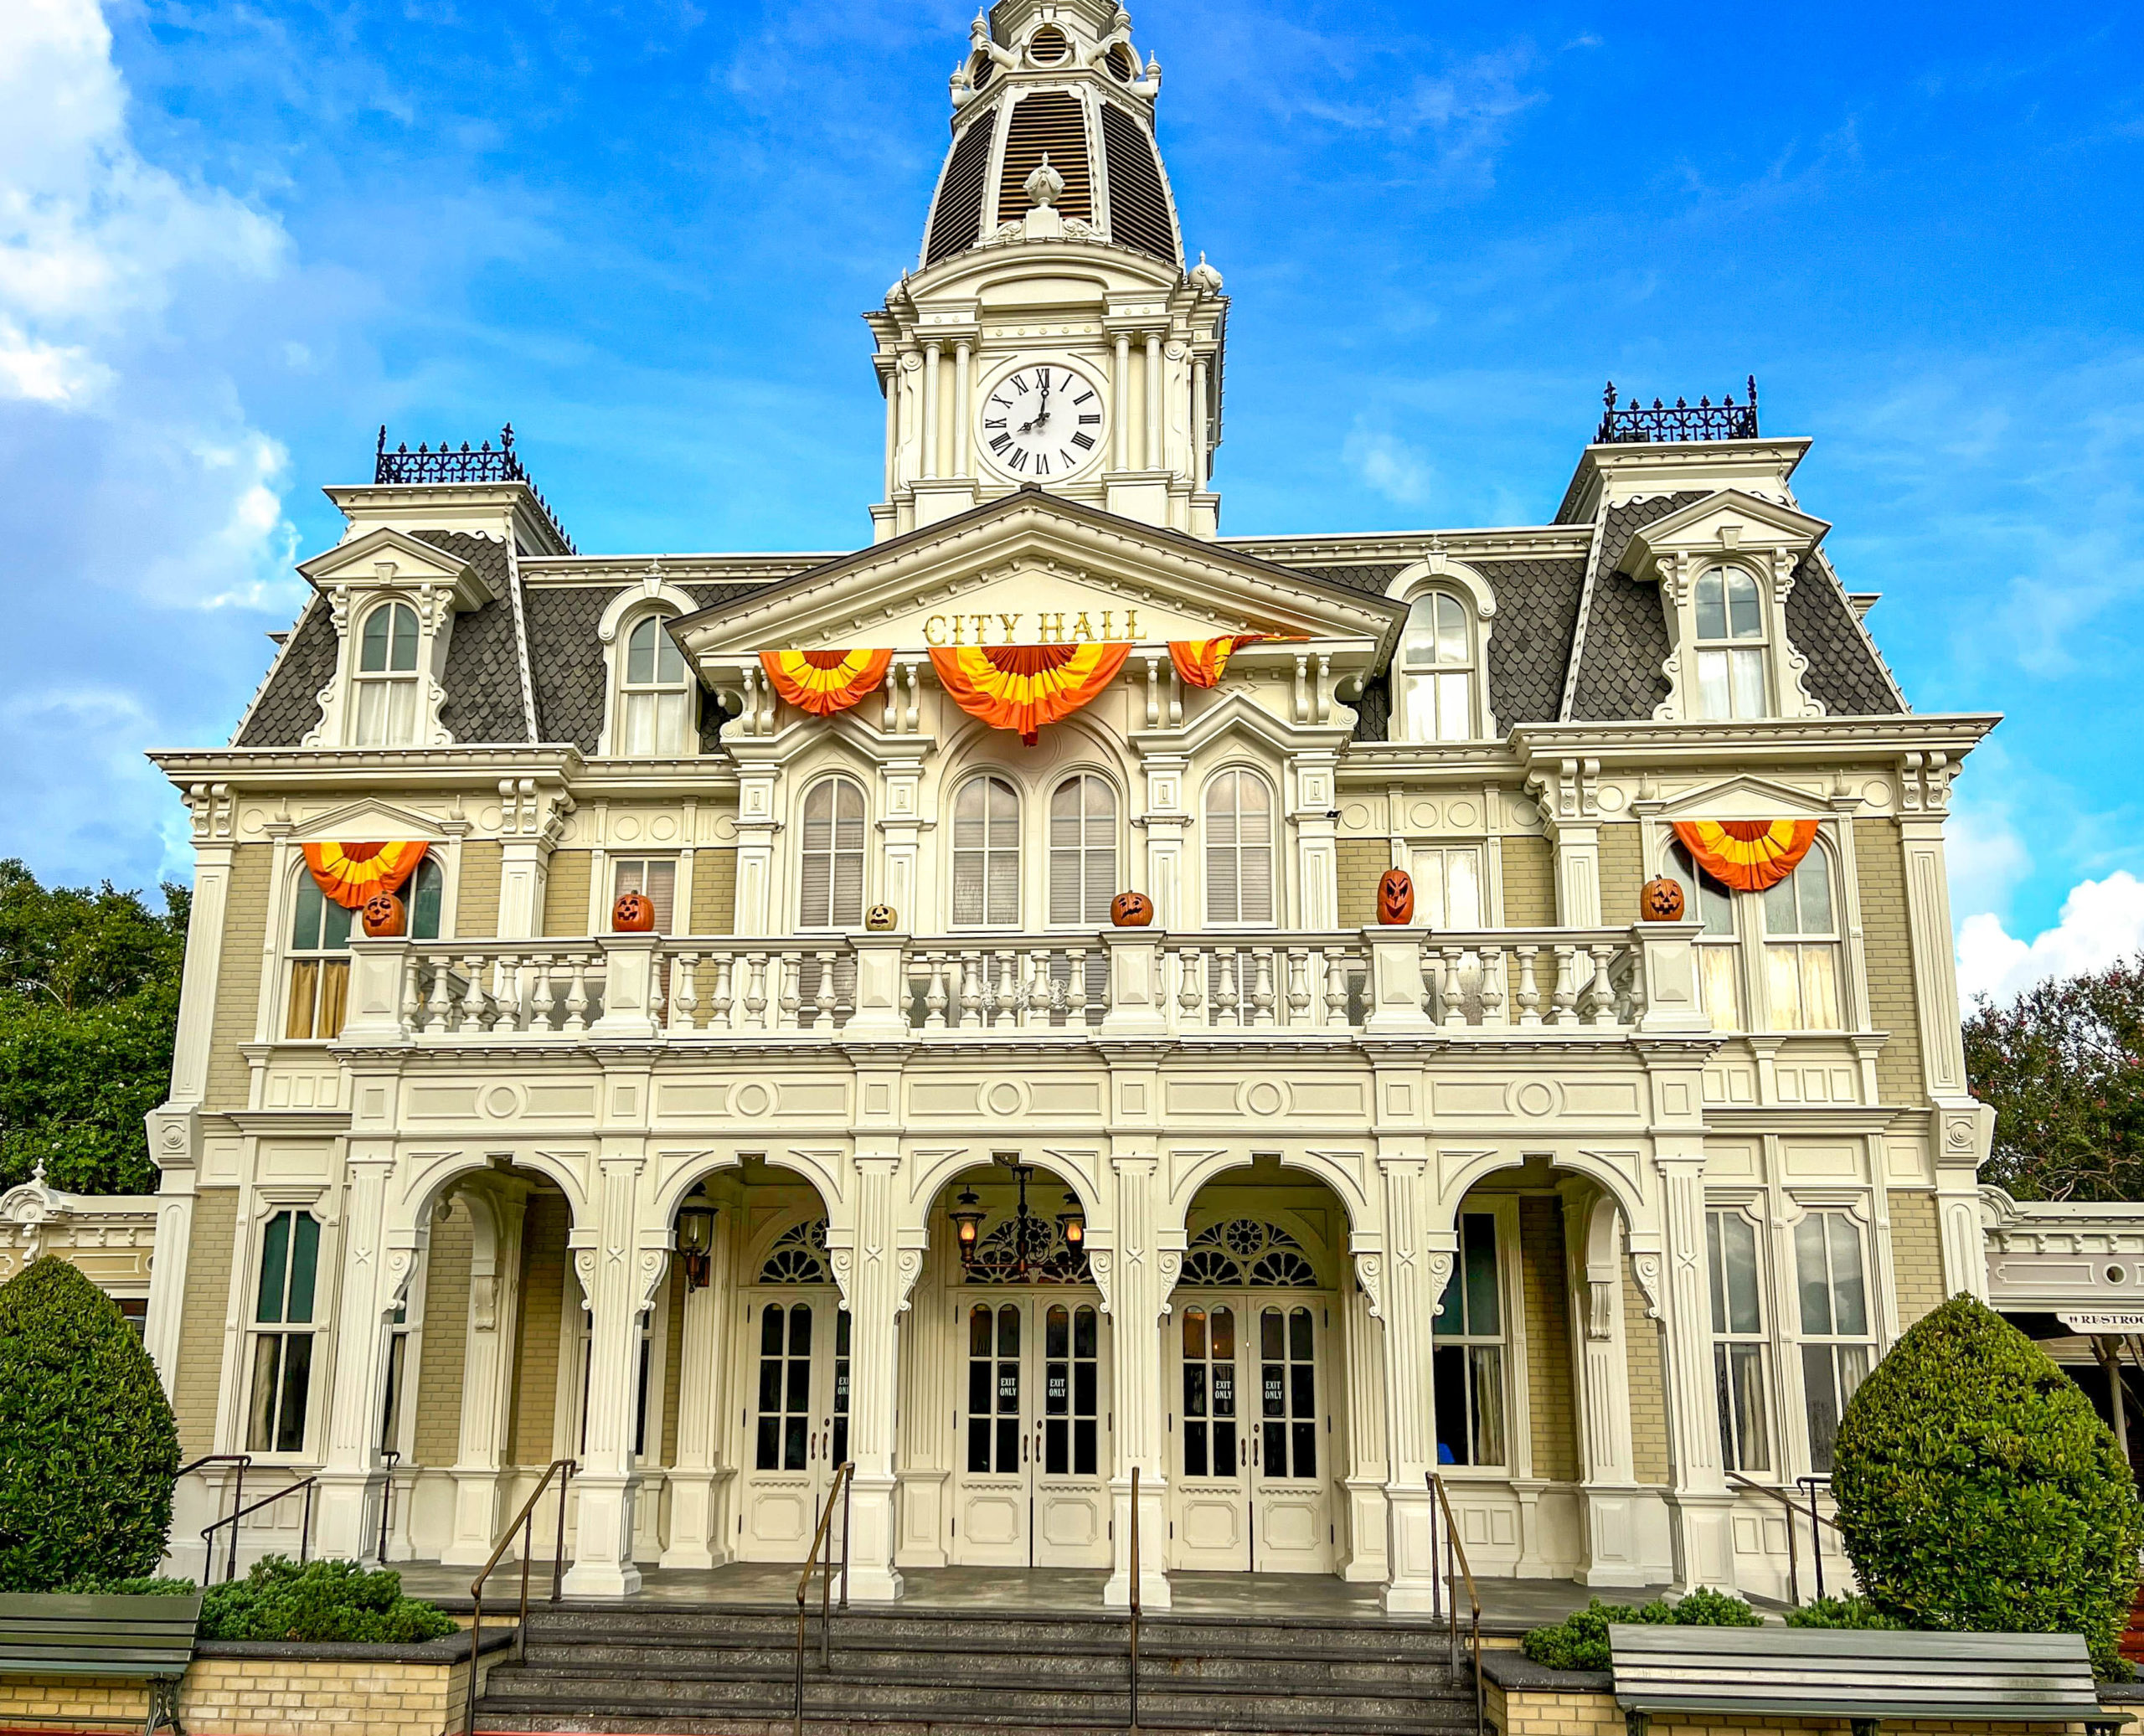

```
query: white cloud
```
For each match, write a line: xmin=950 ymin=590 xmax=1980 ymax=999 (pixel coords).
xmin=1343 ymin=425 xmax=1434 ymax=506
xmin=1956 ymin=872 xmax=2144 ymax=1007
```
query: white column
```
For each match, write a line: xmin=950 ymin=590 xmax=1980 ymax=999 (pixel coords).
xmin=833 ymin=1147 xmax=907 ymax=1601
xmin=1374 ymin=1147 xmax=1446 ymax=1613
xmin=953 ymin=341 xmax=973 ymax=479
xmin=1103 ymin=1146 xmax=1171 ymax=1610
xmin=881 ymin=359 xmax=898 ymax=501
xmin=315 ymin=1151 xmax=402 ymax=1560
xmin=1143 ymin=332 xmax=1163 ymax=471
xmin=441 ymin=1179 xmax=532 ymax=1568
xmin=1653 ymin=1150 xmax=1735 ymax=1588
xmin=1339 ymin=1277 xmax=1389 ymax=1582
xmin=1111 ymin=332 xmax=1131 ymax=471
xmin=1191 ymin=357 xmax=1209 ymax=491
xmin=564 ymin=1151 xmax=651 ymax=1597
xmin=661 ymin=1201 xmax=736 ymax=1569
xmin=920 ymin=341 xmax=941 ymax=481
xmin=1564 ymin=1184 xmax=1651 ymax=1585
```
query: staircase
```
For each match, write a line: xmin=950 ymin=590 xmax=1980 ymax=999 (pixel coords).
xmin=471 ymin=1602 xmax=1482 ymax=1735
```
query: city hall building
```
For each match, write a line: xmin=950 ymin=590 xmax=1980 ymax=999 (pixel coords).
xmin=141 ymin=0 xmax=1998 ymax=1611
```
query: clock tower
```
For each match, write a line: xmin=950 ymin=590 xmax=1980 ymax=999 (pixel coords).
xmin=867 ymin=0 xmax=1228 ymax=541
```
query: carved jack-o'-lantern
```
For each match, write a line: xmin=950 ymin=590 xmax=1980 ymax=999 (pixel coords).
xmin=1110 ymin=890 xmax=1155 ymax=928
xmin=1640 ymin=876 xmax=1688 ymax=923
xmin=360 ymin=890 xmax=405 ymax=938
xmin=1377 ymin=868 xmax=1415 ymax=925
xmin=865 ymin=904 xmax=898 ymax=933
xmin=611 ymin=890 xmax=657 ymax=933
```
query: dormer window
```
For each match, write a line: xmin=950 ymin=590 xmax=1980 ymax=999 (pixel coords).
xmin=621 ymin=615 xmax=693 ymax=756
xmin=353 ymin=601 xmax=420 ymax=746
xmin=1693 ymin=567 xmax=1768 ymax=719
xmin=1399 ymin=592 xmax=1474 ymax=742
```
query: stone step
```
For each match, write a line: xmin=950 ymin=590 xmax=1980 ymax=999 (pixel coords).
xmin=475 ymin=1713 xmax=1475 ymax=1736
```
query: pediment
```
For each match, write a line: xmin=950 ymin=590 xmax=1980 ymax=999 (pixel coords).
xmin=290 ymin=796 xmax=455 ymax=842
xmin=1617 ymin=489 xmax=1831 ymax=578
xmin=670 ymin=492 xmax=1403 ymax=671
xmin=1649 ymin=772 xmax=1841 ymax=823
xmin=297 ymin=526 xmax=495 ymax=609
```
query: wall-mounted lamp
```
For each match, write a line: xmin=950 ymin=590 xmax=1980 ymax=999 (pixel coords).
xmin=950 ymin=1187 xmax=987 ymax=1266
xmin=1058 ymin=1193 xmax=1085 ymax=1252
xmin=677 ymin=1203 xmax=717 ymax=1290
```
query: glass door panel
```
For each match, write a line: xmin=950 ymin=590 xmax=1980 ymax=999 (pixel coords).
xmin=736 ymin=1295 xmax=844 ymax=1561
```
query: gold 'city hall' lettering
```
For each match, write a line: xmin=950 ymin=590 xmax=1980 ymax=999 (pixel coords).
xmin=922 ymin=607 xmax=1140 ymax=646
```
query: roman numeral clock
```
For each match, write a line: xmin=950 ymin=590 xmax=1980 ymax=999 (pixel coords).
xmin=978 ymin=364 xmax=1106 ymax=481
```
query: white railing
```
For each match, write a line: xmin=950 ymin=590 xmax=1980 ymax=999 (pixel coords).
xmin=350 ymin=925 xmax=1681 ymax=1046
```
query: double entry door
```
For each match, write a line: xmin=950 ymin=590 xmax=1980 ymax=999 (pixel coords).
xmin=735 ymin=1290 xmax=849 ymax=1561
xmin=951 ymin=1293 xmax=1113 ymax=1567
xmin=1169 ymin=1295 xmax=1333 ymax=1574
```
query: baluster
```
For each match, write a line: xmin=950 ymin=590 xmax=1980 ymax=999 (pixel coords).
xmin=1620 ymin=944 xmax=1647 ymax=1026
xmin=777 ymin=955 xmax=802 ymax=1030
xmin=649 ymin=948 xmax=667 ymax=1031
xmin=1514 ymin=945 xmax=1542 ymax=1028
xmin=924 ymin=954 xmax=949 ymax=1029
xmin=992 ymin=952 xmax=1017 ymax=1029
xmin=743 ymin=954 xmax=768 ymax=1030
xmin=710 ymin=954 xmax=735 ymax=1031
xmin=426 ymin=952 xmax=453 ymax=1032
xmin=1435 ymin=946 xmax=1463 ymax=1028
xmin=815 ymin=951 xmax=839 ymax=1027
xmin=564 ymin=956 xmax=590 ymax=1033
xmin=958 ymin=953 xmax=983 ymax=1028
xmin=1214 ymin=950 xmax=1240 ymax=1026
xmin=1250 ymin=949 xmax=1276 ymax=1027
xmin=1286 ymin=950 xmax=1311 ymax=1027
xmin=528 ymin=956 xmax=556 ymax=1033
xmin=487 ymin=958 xmax=513 ymax=1031
xmin=1549 ymin=945 xmax=1578 ymax=1027
xmin=1478 ymin=946 xmax=1507 ymax=1028
xmin=671 ymin=953 xmax=699 ymax=1033
xmin=399 ymin=954 xmax=422 ymax=1034
xmin=461 ymin=956 xmax=489 ymax=1030
xmin=1016 ymin=951 xmax=1044 ymax=1028
xmin=1324 ymin=950 xmax=1349 ymax=1027
xmin=1065 ymin=947 xmax=1090 ymax=1024
xmin=1587 ymin=944 xmax=1618 ymax=1026
xmin=1177 ymin=947 xmax=1205 ymax=1029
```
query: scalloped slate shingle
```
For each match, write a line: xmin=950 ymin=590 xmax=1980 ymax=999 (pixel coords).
xmin=525 ymin=580 xmax=768 ymax=750
xmin=1569 ymin=493 xmax=1705 ymax=722
xmin=234 ymin=594 xmax=337 ymax=747
xmin=1476 ymin=557 xmax=1585 ymax=726
xmin=1786 ymin=553 xmax=1903 ymax=716
xmin=413 ymin=533 xmax=530 ymax=744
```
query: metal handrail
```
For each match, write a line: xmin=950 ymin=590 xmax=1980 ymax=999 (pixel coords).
xmin=1428 ymin=1474 xmax=1484 ymax=1736
xmin=178 ymin=1455 xmax=250 ymax=1583
xmin=794 ymin=1462 xmax=855 ymax=1736
xmin=1128 ymin=1465 xmax=1142 ymax=1736
xmin=465 ymin=1459 xmax=576 ymax=1736
xmin=200 ymin=1475 xmax=316 ymax=1585
xmin=1727 ymin=1471 xmax=1842 ymax=1603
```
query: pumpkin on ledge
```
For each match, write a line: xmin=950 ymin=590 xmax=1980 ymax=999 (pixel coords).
xmin=1377 ymin=868 xmax=1415 ymax=925
xmin=1110 ymin=890 xmax=1154 ymax=928
xmin=611 ymin=890 xmax=657 ymax=933
xmin=1640 ymin=876 xmax=1688 ymax=922
xmin=360 ymin=890 xmax=405 ymax=938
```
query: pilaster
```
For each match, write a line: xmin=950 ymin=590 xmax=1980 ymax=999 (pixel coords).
xmin=1101 ymin=1142 xmax=1172 ymax=1611
xmin=563 ymin=1148 xmax=652 ymax=1597
xmin=833 ymin=1142 xmax=908 ymax=1602
xmin=315 ymin=1152 xmax=402 ymax=1561
xmin=1373 ymin=1136 xmax=1449 ymax=1614
xmin=1652 ymin=1146 xmax=1735 ymax=1589
xmin=661 ymin=1198 xmax=738 ymax=1570
xmin=441 ymin=1177 xmax=533 ymax=1568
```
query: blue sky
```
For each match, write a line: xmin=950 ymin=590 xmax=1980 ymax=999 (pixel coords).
xmin=2 ymin=0 xmax=2140 ymax=1002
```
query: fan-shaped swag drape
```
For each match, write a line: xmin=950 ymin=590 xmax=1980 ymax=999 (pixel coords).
xmin=759 ymin=648 xmax=895 ymax=717
xmin=301 ymin=841 xmax=430 ymax=909
xmin=929 ymin=642 xmax=1131 ymax=744
xmin=1670 ymin=818 xmax=1821 ymax=893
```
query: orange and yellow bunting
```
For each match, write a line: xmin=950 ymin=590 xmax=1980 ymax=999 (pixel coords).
xmin=1168 ymin=636 xmax=1270 ymax=689
xmin=302 ymin=841 xmax=430 ymax=909
xmin=1670 ymin=819 xmax=1821 ymax=894
xmin=929 ymin=642 xmax=1132 ymax=744
xmin=760 ymin=648 xmax=895 ymax=718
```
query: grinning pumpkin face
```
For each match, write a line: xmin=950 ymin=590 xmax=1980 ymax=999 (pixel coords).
xmin=865 ymin=904 xmax=898 ymax=932
xmin=1110 ymin=890 xmax=1154 ymax=928
xmin=1640 ymin=876 xmax=1687 ymax=922
xmin=360 ymin=890 xmax=405 ymax=938
xmin=611 ymin=890 xmax=656 ymax=933
xmin=1377 ymin=868 xmax=1415 ymax=925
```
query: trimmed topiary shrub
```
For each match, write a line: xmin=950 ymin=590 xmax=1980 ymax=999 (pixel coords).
xmin=1786 ymin=1594 xmax=1907 ymax=1630
xmin=0 ymin=1256 xmax=179 ymax=1591
xmin=1520 ymin=1589 xmax=1760 ymax=1672
xmin=199 ymin=1558 xmax=457 ymax=1644
xmin=1832 ymin=1293 xmax=2144 ymax=1675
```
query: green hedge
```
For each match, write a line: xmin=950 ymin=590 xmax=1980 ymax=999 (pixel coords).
xmin=1832 ymin=1293 xmax=2144 ymax=1676
xmin=1520 ymin=1589 xmax=1761 ymax=1672
xmin=198 ymin=1558 xmax=457 ymax=1644
xmin=1785 ymin=1594 xmax=1907 ymax=1630
xmin=0 ymin=1258 xmax=178 ymax=1590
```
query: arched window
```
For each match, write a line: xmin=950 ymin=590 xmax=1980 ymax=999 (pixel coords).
xmin=1203 ymin=769 xmax=1275 ymax=925
xmin=1667 ymin=842 xmax=1741 ymax=1031
xmin=1049 ymin=775 xmax=1116 ymax=925
xmin=953 ymin=775 xmax=1020 ymax=927
xmin=1693 ymin=567 xmax=1768 ymax=719
xmin=248 ymin=1208 xmax=321 ymax=1454
xmin=285 ymin=873 xmax=353 ymax=1040
xmin=406 ymin=856 xmax=444 ymax=941
xmin=1399 ymin=591 xmax=1474 ymax=742
xmin=798 ymin=777 xmax=866 ymax=929
xmin=352 ymin=600 xmax=420 ymax=746
xmin=1760 ymin=842 xmax=1840 ymax=1030
xmin=619 ymin=614 xmax=693 ymax=756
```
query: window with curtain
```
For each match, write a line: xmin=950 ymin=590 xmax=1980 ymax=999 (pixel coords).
xmin=1432 ymin=1212 xmax=1507 ymax=1467
xmin=1761 ymin=844 xmax=1841 ymax=1031
xmin=611 ymin=858 xmax=678 ymax=930
xmin=248 ymin=1209 xmax=321 ymax=1454
xmin=1399 ymin=591 xmax=1474 ymax=742
xmin=1795 ymin=1210 xmax=1873 ymax=1473
xmin=798 ymin=778 xmax=867 ymax=928
xmin=1692 ymin=566 xmax=1769 ymax=719
xmin=1667 ymin=842 xmax=1743 ymax=1031
xmin=1405 ymin=846 xmax=1483 ymax=929
xmin=619 ymin=613 xmax=693 ymax=756
xmin=405 ymin=856 xmax=444 ymax=941
xmin=352 ymin=600 xmax=421 ymax=746
xmin=285 ymin=873 xmax=353 ymax=1040
xmin=1708 ymin=1208 xmax=1772 ymax=1474
xmin=953 ymin=775 xmax=1021 ymax=927
xmin=1049 ymin=775 xmax=1117 ymax=925
xmin=1203 ymin=769 xmax=1276 ymax=925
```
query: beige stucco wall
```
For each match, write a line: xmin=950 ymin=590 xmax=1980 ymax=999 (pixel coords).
xmin=1519 ymin=1196 xmax=1579 ymax=1483
xmin=508 ymin=1190 xmax=570 ymax=1465
xmin=1500 ymin=833 xmax=1556 ymax=925
xmin=1335 ymin=837 xmax=1387 ymax=928
xmin=174 ymin=1189 xmax=240 ymax=1459
xmin=1623 ymin=1261 xmax=1669 ymax=1486
xmin=414 ymin=1206 xmax=473 ymax=1466
xmin=690 ymin=848 xmax=738 ymax=934
xmin=542 ymin=849 xmax=593 ymax=937
xmin=1599 ymin=822 xmax=1642 ymax=926
xmin=454 ymin=840 xmax=502 ymax=940
xmin=1855 ymin=816 xmax=1928 ymax=1108
xmin=205 ymin=846 xmax=272 ymax=1111
xmin=1889 ymin=1188 xmax=1950 ymax=1328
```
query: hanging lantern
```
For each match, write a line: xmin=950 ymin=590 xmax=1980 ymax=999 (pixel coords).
xmin=950 ymin=1187 xmax=987 ymax=1266
xmin=1057 ymin=1193 xmax=1085 ymax=1251
xmin=676 ymin=1204 xmax=717 ymax=1290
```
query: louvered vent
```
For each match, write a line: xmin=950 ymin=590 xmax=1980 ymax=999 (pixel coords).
xmin=997 ymin=91 xmax=1093 ymax=224
xmin=1028 ymin=24 xmax=1069 ymax=64
xmin=1106 ymin=44 xmax=1136 ymax=81
xmin=925 ymin=111 xmax=997 ymax=265
xmin=1099 ymin=102 xmax=1176 ymax=264
xmin=968 ymin=50 xmax=993 ymax=91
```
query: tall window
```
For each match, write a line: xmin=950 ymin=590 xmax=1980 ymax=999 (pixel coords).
xmin=619 ymin=614 xmax=693 ymax=756
xmin=405 ymin=856 xmax=444 ymax=941
xmin=1668 ymin=842 xmax=1743 ymax=1031
xmin=611 ymin=858 xmax=677 ymax=930
xmin=352 ymin=601 xmax=420 ymax=746
xmin=1049 ymin=775 xmax=1116 ymax=925
xmin=798 ymin=778 xmax=866 ymax=928
xmin=1181 ymin=1303 xmax=1237 ymax=1479
xmin=755 ymin=1302 xmax=814 ymax=1471
xmin=1708 ymin=1208 xmax=1771 ymax=1474
xmin=953 ymin=775 xmax=1020 ymax=927
xmin=286 ymin=874 xmax=353 ymax=1040
xmin=1796 ymin=1211 xmax=1873 ymax=1473
xmin=1260 ymin=1305 xmax=1317 ymax=1479
xmin=1761 ymin=846 xmax=1841 ymax=1031
xmin=1399 ymin=591 xmax=1474 ymax=742
xmin=1692 ymin=567 xmax=1768 ymax=719
xmin=249 ymin=1210 xmax=320 ymax=1454
xmin=1406 ymin=846 xmax=1483 ymax=929
xmin=1204 ymin=770 xmax=1275 ymax=925
xmin=1044 ymin=1302 xmax=1099 ymax=1476
xmin=1432 ymin=1213 xmax=1507 ymax=1467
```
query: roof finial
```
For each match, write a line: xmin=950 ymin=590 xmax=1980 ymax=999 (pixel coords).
xmin=1024 ymin=153 xmax=1064 ymax=209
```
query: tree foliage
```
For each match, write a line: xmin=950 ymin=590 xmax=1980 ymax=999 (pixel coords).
xmin=1963 ymin=955 xmax=2144 ymax=1202
xmin=198 ymin=1558 xmax=457 ymax=1644
xmin=1519 ymin=1590 xmax=1760 ymax=1672
xmin=1832 ymin=1294 xmax=2144 ymax=1675
xmin=0 ymin=858 xmax=187 ymax=1195
xmin=0 ymin=1257 xmax=179 ymax=1591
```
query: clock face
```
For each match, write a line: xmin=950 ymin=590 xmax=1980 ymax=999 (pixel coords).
xmin=978 ymin=363 xmax=1106 ymax=481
